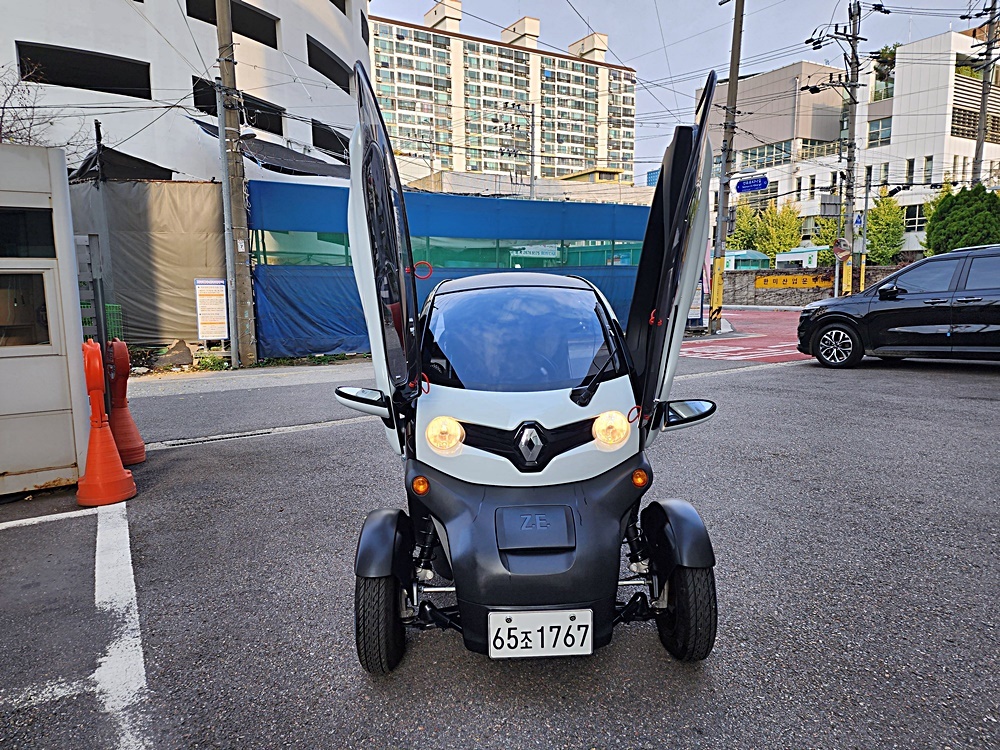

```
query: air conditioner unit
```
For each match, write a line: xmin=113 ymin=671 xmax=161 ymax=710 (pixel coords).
xmin=380 ymin=62 xmax=389 ymax=68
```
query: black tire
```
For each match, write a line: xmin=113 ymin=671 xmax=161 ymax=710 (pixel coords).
xmin=355 ymin=576 xmax=406 ymax=674
xmin=655 ymin=566 xmax=717 ymax=662
xmin=813 ymin=322 xmax=863 ymax=369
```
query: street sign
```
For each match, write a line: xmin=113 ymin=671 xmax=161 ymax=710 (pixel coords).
xmin=735 ymin=175 xmax=770 ymax=194
xmin=854 ymin=213 xmax=864 ymax=229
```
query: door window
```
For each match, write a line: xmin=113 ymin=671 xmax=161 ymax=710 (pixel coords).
xmin=0 ymin=273 xmax=50 ymax=346
xmin=893 ymin=258 xmax=961 ymax=294
xmin=964 ymin=255 xmax=1000 ymax=290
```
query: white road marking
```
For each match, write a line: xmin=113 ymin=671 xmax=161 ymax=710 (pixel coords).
xmin=94 ymin=503 xmax=150 ymax=750
xmin=0 ymin=677 xmax=91 ymax=710
xmin=0 ymin=506 xmax=98 ymax=532
xmin=144 ymin=414 xmax=377 ymax=451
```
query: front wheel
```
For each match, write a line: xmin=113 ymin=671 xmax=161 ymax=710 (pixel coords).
xmin=355 ymin=576 xmax=406 ymax=674
xmin=813 ymin=322 xmax=863 ymax=369
xmin=655 ymin=566 xmax=717 ymax=661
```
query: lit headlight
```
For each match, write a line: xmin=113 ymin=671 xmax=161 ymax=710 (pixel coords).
xmin=592 ymin=410 xmax=630 ymax=449
xmin=426 ymin=416 xmax=465 ymax=455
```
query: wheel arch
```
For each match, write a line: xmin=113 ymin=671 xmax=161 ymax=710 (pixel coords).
xmin=810 ymin=313 xmax=870 ymax=354
xmin=355 ymin=508 xmax=415 ymax=586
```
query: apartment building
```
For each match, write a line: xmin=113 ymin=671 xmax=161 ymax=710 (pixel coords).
xmin=707 ymin=27 xmax=1000 ymax=252
xmin=369 ymin=0 xmax=637 ymax=185
xmin=3 ymin=0 xmax=370 ymax=181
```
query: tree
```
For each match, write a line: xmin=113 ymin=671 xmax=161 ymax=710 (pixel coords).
xmin=924 ymin=184 xmax=1000 ymax=255
xmin=920 ymin=182 xmax=952 ymax=252
xmin=863 ymin=188 xmax=905 ymax=265
xmin=812 ymin=210 xmax=846 ymax=266
xmin=752 ymin=202 xmax=803 ymax=263
xmin=725 ymin=201 xmax=758 ymax=251
xmin=0 ymin=62 xmax=88 ymax=158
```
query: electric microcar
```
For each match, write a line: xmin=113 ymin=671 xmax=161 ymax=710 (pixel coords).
xmin=337 ymin=64 xmax=721 ymax=673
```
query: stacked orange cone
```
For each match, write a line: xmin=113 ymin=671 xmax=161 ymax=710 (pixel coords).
xmin=77 ymin=339 xmax=137 ymax=507
xmin=107 ymin=338 xmax=146 ymax=465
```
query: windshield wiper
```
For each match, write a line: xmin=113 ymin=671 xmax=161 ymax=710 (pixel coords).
xmin=570 ymin=352 xmax=616 ymax=407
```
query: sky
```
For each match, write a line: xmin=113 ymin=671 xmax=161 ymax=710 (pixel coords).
xmin=369 ymin=0 xmax=989 ymax=178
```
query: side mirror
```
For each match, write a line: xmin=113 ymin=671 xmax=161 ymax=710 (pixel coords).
xmin=878 ymin=284 xmax=898 ymax=300
xmin=335 ymin=386 xmax=391 ymax=419
xmin=659 ymin=399 xmax=717 ymax=432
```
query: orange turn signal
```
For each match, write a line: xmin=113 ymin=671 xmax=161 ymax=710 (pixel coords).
xmin=631 ymin=469 xmax=649 ymax=488
xmin=411 ymin=476 xmax=430 ymax=496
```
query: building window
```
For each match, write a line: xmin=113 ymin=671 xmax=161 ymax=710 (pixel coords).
xmin=904 ymin=205 xmax=927 ymax=232
xmin=740 ymin=140 xmax=792 ymax=170
xmin=872 ymin=77 xmax=894 ymax=102
xmin=867 ymin=117 xmax=891 ymax=147
xmin=865 ymin=165 xmax=873 ymax=186
xmin=312 ymin=120 xmax=349 ymax=160
xmin=880 ymin=162 xmax=889 ymax=185
xmin=360 ymin=12 xmax=369 ymax=46
xmin=16 ymin=42 xmax=151 ymax=99
xmin=795 ymin=177 xmax=802 ymax=200
xmin=192 ymin=77 xmax=283 ymax=135
xmin=185 ymin=0 xmax=278 ymax=49
xmin=808 ymin=174 xmax=816 ymax=200
xmin=905 ymin=158 xmax=915 ymax=185
xmin=307 ymin=36 xmax=352 ymax=94
xmin=924 ymin=156 xmax=933 ymax=184
xmin=330 ymin=0 xmax=346 ymax=15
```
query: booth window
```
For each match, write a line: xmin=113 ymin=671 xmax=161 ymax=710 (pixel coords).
xmin=17 ymin=42 xmax=151 ymax=99
xmin=1 ymin=274 xmax=50 ymax=347
xmin=1 ymin=208 xmax=56 ymax=259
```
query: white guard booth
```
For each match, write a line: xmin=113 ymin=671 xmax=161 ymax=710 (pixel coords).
xmin=0 ymin=144 xmax=89 ymax=496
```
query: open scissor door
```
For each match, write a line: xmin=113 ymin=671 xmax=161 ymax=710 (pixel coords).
xmin=625 ymin=72 xmax=716 ymax=441
xmin=347 ymin=63 xmax=421 ymax=454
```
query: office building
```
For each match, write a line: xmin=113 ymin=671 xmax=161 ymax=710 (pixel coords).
xmin=708 ymin=27 xmax=1000 ymax=252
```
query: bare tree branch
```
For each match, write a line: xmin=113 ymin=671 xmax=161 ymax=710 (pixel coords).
xmin=0 ymin=61 xmax=91 ymax=160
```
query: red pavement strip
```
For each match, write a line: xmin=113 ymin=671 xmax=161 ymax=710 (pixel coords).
xmin=682 ymin=309 xmax=811 ymax=363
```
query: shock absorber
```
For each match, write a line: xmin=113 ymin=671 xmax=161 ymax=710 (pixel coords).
xmin=623 ymin=504 xmax=650 ymax=574
xmin=413 ymin=514 xmax=437 ymax=581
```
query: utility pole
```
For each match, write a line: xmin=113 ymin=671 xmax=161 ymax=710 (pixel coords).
xmin=973 ymin=0 xmax=998 ymax=184
xmin=830 ymin=1 xmax=863 ymax=295
xmin=710 ymin=0 xmax=745 ymax=334
xmin=215 ymin=0 xmax=256 ymax=367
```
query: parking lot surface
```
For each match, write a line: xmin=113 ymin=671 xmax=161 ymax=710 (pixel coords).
xmin=2 ymin=342 xmax=998 ymax=749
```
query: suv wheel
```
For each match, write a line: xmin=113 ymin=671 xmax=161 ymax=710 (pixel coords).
xmin=813 ymin=322 xmax=863 ymax=368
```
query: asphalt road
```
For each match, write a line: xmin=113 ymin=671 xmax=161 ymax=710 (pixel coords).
xmin=2 ymin=347 xmax=999 ymax=749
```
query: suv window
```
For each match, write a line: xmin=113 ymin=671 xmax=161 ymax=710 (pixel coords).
xmin=893 ymin=258 xmax=962 ymax=294
xmin=965 ymin=255 xmax=1000 ymax=290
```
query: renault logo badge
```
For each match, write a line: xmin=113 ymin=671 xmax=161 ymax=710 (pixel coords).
xmin=518 ymin=425 xmax=544 ymax=463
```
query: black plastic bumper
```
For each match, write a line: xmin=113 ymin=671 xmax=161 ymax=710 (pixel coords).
xmin=406 ymin=453 xmax=652 ymax=654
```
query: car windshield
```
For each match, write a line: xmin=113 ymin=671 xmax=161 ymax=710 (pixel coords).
xmin=422 ymin=285 xmax=624 ymax=392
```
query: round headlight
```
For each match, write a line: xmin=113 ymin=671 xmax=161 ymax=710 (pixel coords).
xmin=426 ymin=416 xmax=465 ymax=455
xmin=592 ymin=410 xmax=630 ymax=448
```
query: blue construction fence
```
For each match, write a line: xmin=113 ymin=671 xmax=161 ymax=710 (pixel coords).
xmin=246 ymin=180 xmax=702 ymax=359
xmin=253 ymin=264 xmax=640 ymax=358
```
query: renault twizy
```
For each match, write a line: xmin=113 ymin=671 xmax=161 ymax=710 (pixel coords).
xmin=337 ymin=63 xmax=720 ymax=674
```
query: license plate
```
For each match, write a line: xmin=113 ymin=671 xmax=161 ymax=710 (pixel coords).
xmin=487 ymin=609 xmax=593 ymax=659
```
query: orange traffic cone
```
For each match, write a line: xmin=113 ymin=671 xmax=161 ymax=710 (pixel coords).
xmin=108 ymin=338 xmax=146 ymax=465
xmin=77 ymin=339 xmax=137 ymax=507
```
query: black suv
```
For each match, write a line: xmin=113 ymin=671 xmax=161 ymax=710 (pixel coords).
xmin=797 ymin=245 xmax=1000 ymax=368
